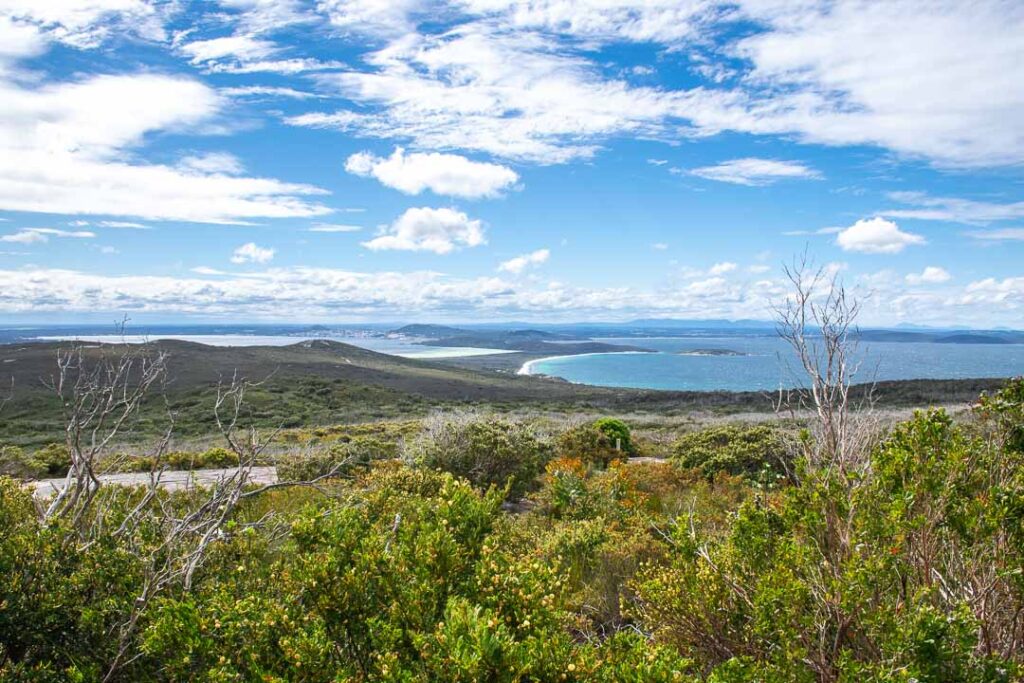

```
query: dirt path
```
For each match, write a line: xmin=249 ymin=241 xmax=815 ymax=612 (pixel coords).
xmin=26 ymin=456 xmax=669 ymax=499
xmin=28 ymin=466 xmax=278 ymax=498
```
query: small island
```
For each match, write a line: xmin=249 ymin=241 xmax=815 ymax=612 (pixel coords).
xmin=677 ymin=348 xmax=747 ymax=356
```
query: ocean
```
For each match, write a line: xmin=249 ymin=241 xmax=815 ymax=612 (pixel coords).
xmin=518 ymin=336 xmax=1024 ymax=392
xmin=5 ymin=327 xmax=1022 ymax=392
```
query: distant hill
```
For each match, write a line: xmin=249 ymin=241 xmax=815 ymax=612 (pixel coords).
xmin=857 ymin=329 xmax=1024 ymax=344
xmin=392 ymin=324 xmax=467 ymax=338
xmin=390 ymin=324 xmax=645 ymax=354
xmin=934 ymin=334 xmax=1010 ymax=345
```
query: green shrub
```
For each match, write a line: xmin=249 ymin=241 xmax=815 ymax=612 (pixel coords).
xmin=198 ymin=446 xmax=239 ymax=468
xmin=32 ymin=443 xmax=70 ymax=477
xmin=0 ymin=446 xmax=44 ymax=479
xmin=673 ymin=424 xmax=793 ymax=481
xmin=634 ymin=408 xmax=1024 ymax=681
xmin=977 ymin=376 xmax=1024 ymax=454
xmin=0 ymin=443 xmax=69 ymax=479
xmin=277 ymin=436 xmax=394 ymax=481
xmin=556 ymin=420 xmax=629 ymax=468
xmin=406 ymin=414 xmax=551 ymax=499
xmin=593 ymin=417 xmax=633 ymax=454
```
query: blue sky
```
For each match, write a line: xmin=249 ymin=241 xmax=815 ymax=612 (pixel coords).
xmin=0 ymin=0 xmax=1022 ymax=326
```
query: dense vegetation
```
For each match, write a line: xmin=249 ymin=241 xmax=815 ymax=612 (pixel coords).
xmin=2 ymin=375 xmax=1022 ymax=681
xmin=0 ymin=340 xmax=1008 ymax=448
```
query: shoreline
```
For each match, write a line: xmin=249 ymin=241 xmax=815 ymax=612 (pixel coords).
xmin=517 ymin=350 xmax=654 ymax=377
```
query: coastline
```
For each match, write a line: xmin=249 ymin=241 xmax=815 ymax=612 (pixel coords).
xmin=517 ymin=350 xmax=654 ymax=377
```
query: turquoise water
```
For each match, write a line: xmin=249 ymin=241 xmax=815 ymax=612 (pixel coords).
xmin=522 ymin=336 xmax=1024 ymax=391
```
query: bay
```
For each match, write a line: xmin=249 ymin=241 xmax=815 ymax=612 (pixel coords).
xmin=520 ymin=336 xmax=1024 ymax=391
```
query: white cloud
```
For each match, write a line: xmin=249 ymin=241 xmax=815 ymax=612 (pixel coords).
xmin=309 ymin=223 xmax=362 ymax=232
xmin=231 ymin=242 xmax=275 ymax=264
xmin=783 ymin=226 xmax=843 ymax=236
xmin=647 ymin=159 xmax=668 ymax=166
xmin=317 ymin=0 xmax=422 ymax=36
xmin=689 ymin=158 xmax=821 ymax=186
xmin=835 ymin=217 xmax=926 ymax=254
xmin=651 ymin=242 xmax=668 ymax=250
xmin=498 ymin=248 xmax=550 ymax=274
xmin=179 ymin=35 xmax=279 ymax=63
xmin=906 ymin=266 xmax=951 ymax=285
xmin=961 ymin=277 xmax=1024 ymax=309
xmin=362 ymin=207 xmax=485 ymax=254
xmin=345 ymin=147 xmax=519 ymax=198
xmin=289 ymin=26 xmax=728 ymax=164
xmin=747 ymin=264 xmax=771 ymax=274
xmin=0 ymin=227 xmax=95 ymax=243
xmin=0 ymin=263 xmax=1015 ymax=325
xmin=0 ymin=71 xmax=332 ymax=223
xmin=0 ymin=230 xmax=46 ymax=244
xmin=202 ymin=58 xmax=346 ymax=74
xmin=727 ymin=0 xmax=1024 ymax=167
xmin=460 ymin=0 xmax=711 ymax=43
xmin=0 ymin=0 xmax=166 ymax=48
xmin=178 ymin=152 xmax=245 ymax=176
xmin=0 ymin=15 xmax=46 ymax=66
xmin=883 ymin=192 xmax=1024 ymax=225
xmin=222 ymin=85 xmax=318 ymax=99
xmin=282 ymin=2 xmax=1024 ymax=168
xmin=966 ymin=228 xmax=1024 ymax=242
xmin=191 ymin=266 xmax=226 ymax=275
xmin=708 ymin=261 xmax=737 ymax=275
xmin=99 ymin=220 xmax=148 ymax=229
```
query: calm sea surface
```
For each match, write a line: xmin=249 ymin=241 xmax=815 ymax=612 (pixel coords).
xmin=521 ymin=336 xmax=1024 ymax=391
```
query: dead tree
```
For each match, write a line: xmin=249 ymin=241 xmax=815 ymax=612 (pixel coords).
xmin=42 ymin=341 xmax=169 ymax=532
xmin=773 ymin=252 xmax=877 ymax=477
xmin=32 ymin=339 xmax=354 ymax=680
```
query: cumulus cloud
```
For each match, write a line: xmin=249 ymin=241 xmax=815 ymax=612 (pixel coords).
xmin=345 ymin=147 xmax=519 ymax=198
xmin=960 ymin=276 xmax=1024 ymax=309
xmin=498 ymin=248 xmax=550 ymax=274
xmin=231 ymin=242 xmax=275 ymax=264
xmin=835 ymin=218 xmax=926 ymax=254
xmin=0 ymin=262 xmax=1016 ymax=325
xmin=362 ymin=207 xmax=485 ymax=254
xmin=689 ymin=158 xmax=821 ymax=186
xmin=906 ymin=266 xmax=951 ymax=285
